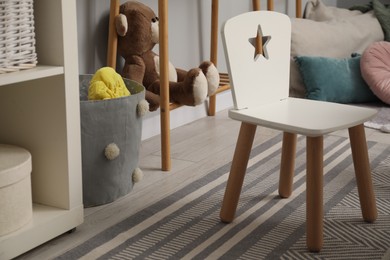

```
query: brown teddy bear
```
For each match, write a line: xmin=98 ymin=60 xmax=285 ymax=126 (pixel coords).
xmin=115 ymin=1 xmax=219 ymax=111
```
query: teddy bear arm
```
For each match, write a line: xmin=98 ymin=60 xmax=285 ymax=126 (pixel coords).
xmin=145 ymin=89 xmax=160 ymax=111
xmin=121 ymin=55 xmax=146 ymax=83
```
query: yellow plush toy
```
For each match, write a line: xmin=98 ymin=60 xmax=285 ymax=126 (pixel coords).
xmin=88 ymin=67 xmax=130 ymax=100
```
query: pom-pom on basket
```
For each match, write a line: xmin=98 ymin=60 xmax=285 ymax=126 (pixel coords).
xmin=0 ymin=0 xmax=37 ymax=73
xmin=79 ymin=75 xmax=145 ymax=207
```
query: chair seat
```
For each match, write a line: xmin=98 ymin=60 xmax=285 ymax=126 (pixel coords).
xmin=229 ymin=97 xmax=377 ymax=136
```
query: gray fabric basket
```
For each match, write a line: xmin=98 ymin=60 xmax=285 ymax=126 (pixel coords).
xmin=79 ymin=75 xmax=145 ymax=207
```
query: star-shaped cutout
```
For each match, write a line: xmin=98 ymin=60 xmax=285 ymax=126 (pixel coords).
xmin=249 ymin=24 xmax=271 ymax=60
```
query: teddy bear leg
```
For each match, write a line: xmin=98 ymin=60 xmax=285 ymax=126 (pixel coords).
xmin=170 ymin=68 xmax=208 ymax=106
xmin=148 ymin=69 xmax=207 ymax=106
xmin=176 ymin=68 xmax=188 ymax=82
xmin=199 ymin=61 xmax=220 ymax=96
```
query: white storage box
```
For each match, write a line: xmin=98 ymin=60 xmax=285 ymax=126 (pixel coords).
xmin=0 ymin=144 xmax=32 ymax=236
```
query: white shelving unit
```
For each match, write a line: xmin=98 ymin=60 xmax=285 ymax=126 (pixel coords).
xmin=0 ymin=0 xmax=83 ymax=258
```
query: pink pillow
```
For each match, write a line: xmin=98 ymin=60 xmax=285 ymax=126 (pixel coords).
xmin=361 ymin=41 xmax=390 ymax=105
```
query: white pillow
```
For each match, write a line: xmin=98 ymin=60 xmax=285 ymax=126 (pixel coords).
xmin=289 ymin=10 xmax=384 ymax=98
xmin=304 ymin=0 xmax=361 ymax=21
xmin=291 ymin=12 xmax=383 ymax=57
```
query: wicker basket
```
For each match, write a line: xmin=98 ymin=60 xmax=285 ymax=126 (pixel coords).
xmin=0 ymin=0 xmax=37 ymax=74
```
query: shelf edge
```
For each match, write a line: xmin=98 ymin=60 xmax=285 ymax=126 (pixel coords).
xmin=0 ymin=66 xmax=65 ymax=86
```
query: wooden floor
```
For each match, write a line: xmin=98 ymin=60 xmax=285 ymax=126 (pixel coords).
xmin=16 ymin=109 xmax=390 ymax=259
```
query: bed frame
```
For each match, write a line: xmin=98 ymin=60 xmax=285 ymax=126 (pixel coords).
xmin=107 ymin=0 xmax=303 ymax=171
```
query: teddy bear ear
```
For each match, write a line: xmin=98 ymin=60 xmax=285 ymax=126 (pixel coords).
xmin=115 ymin=14 xmax=128 ymax=36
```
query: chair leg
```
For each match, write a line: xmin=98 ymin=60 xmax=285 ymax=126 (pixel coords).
xmin=306 ymin=136 xmax=324 ymax=252
xmin=279 ymin=132 xmax=297 ymax=198
xmin=220 ymin=122 xmax=257 ymax=223
xmin=348 ymin=124 xmax=377 ymax=223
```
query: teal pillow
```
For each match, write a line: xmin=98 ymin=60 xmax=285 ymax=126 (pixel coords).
xmin=294 ymin=55 xmax=379 ymax=103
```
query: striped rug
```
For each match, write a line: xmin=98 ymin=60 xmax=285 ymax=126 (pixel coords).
xmin=58 ymin=134 xmax=390 ymax=260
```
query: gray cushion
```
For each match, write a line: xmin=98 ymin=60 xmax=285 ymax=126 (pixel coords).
xmin=304 ymin=0 xmax=361 ymax=21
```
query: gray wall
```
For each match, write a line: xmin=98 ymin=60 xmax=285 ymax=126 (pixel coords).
xmin=77 ymin=0 xmax=384 ymax=140
xmin=77 ymin=0 xmax=208 ymax=75
xmin=76 ymin=0 xmax=324 ymax=75
xmin=79 ymin=0 xmax=390 ymax=74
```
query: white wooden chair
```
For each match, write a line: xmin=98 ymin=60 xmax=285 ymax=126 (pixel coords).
xmin=220 ymin=11 xmax=378 ymax=252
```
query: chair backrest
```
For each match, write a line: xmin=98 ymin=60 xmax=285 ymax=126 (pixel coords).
xmin=222 ymin=11 xmax=291 ymax=110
